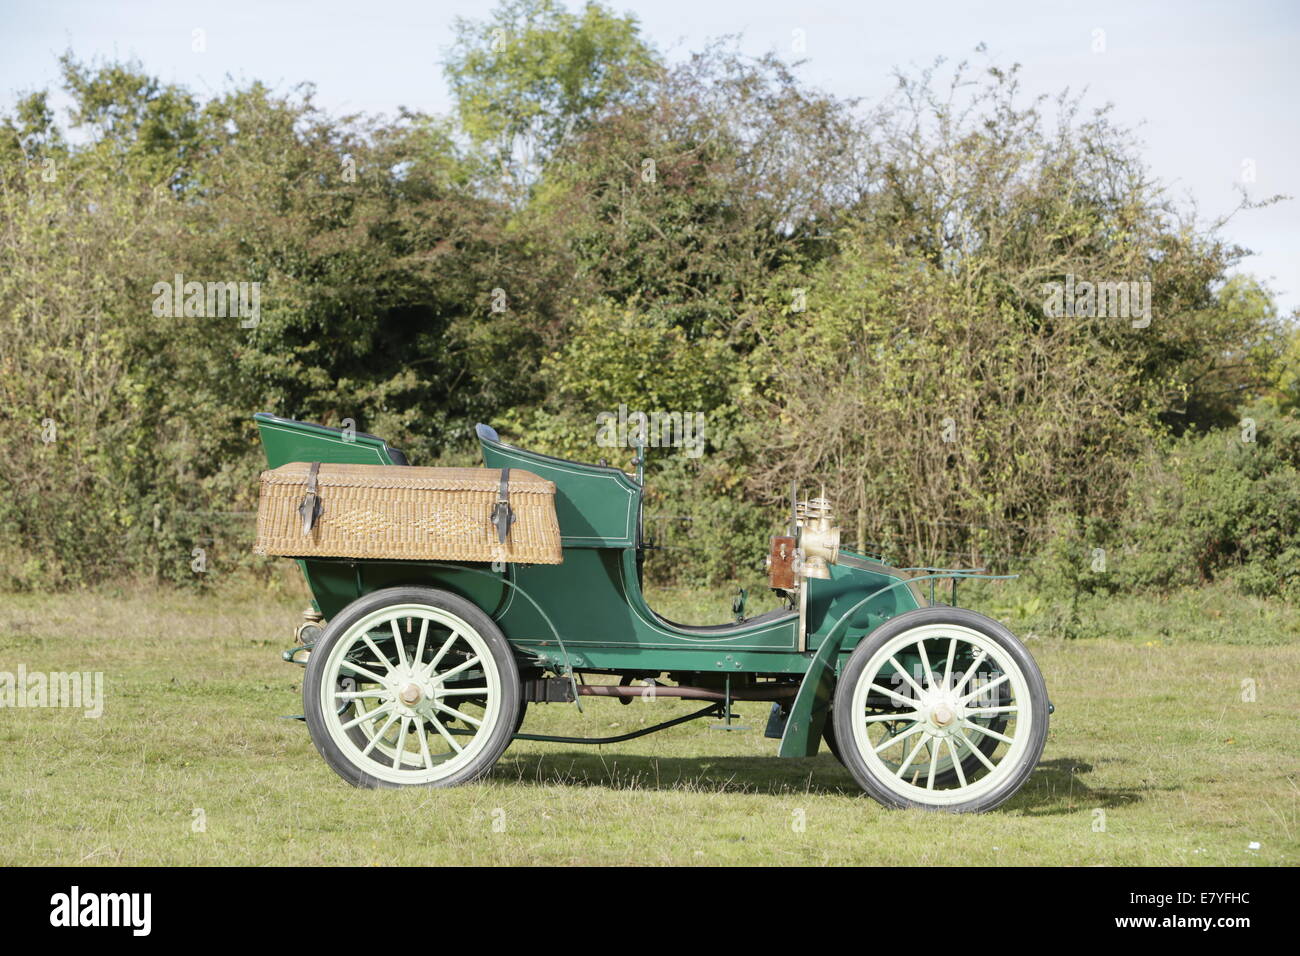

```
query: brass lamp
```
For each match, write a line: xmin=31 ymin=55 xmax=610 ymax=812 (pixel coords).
xmin=797 ymin=496 xmax=840 ymax=580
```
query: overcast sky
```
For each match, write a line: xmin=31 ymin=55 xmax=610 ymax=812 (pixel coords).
xmin=3 ymin=0 xmax=1297 ymax=314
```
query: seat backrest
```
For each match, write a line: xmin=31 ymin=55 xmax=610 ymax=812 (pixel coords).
xmin=255 ymin=413 xmax=408 ymax=468
xmin=476 ymin=424 xmax=640 ymax=549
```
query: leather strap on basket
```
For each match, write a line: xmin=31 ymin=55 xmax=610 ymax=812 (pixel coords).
xmin=490 ymin=466 xmax=515 ymax=544
xmin=298 ymin=461 xmax=323 ymax=535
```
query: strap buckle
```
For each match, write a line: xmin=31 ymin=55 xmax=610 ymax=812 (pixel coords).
xmin=298 ymin=461 xmax=323 ymax=534
xmin=490 ymin=466 xmax=515 ymax=544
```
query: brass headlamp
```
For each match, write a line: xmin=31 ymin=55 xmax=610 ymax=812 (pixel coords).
xmin=797 ymin=496 xmax=840 ymax=580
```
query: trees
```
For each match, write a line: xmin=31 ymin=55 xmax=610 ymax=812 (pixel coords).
xmin=0 ymin=6 xmax=1292 ymax=590
xmin=444 ymin=0 xmax=660 ymax=192
xmin=0 ymin=56 xmax=558 ymax=584
xmin=527 ymin=43 xmax=867 ymax=340
xmin=731 ymin=61 xmax=1288 ymax=570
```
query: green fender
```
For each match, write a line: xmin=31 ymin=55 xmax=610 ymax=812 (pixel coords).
xmin=777 ymin=584 xmax=894 ymax=757
xmin=776 ymin=572 xmax=1014 ymax=757
xmin=776 ymin=627 xmax=845 ymax=757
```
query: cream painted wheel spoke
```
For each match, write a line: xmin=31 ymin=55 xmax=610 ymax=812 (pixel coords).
xmin=434 ymin=701 xmax=482 ymax=727
xmin=392 ymin=717 xmax=410 ymax=770
xmin=862 ymin=712 xmax=918 ymax=723
xmin=334 ymin=689 xmax=389 ymax=700
xmin=964 ymin=705 xmax=1018 ymax=715
xmin=427 ymin=714 xmax=464 ymax=754
xmin=942 ymin=637 xmax=957 ymax=690
xmin=412 ymin=618 xmax=429 ymax=669
xmin=868 ymin=682 xmax=917 ymax=707
xmin=420 ymin=630 xmax=461 ymax=679
xmin=434 ymin=655 xmax=481 ymax=685
xmin=956 ymin=730 xmax=999 ymax=773
xmin=873 ymin=720 xmax=922 ymax=754
xmin=339 ymin=702 xmax=393 ymax=732
xmin=391 ymin=620 xmax=409 ymax=670
xmin=339 ymin=659 xmax=387 ymax=684
xmin=363 ymin=712 xmax=400 ymax=756
xmin=438 ymin=686 xmax=490 ymax=697
xmin=960 ymin=671 xmax=1011 ymax=705
xmin=950 ymin=649 xmax=987 ymax=698
xmin=946 ymin=736 xmax=967 ymax=787
xmin=963 ymin=721 xmax=1014 ymax=746
xmin=916 ymin=640 xmax=933 ymax=690
xmin=360 ymin=633 xmax=393 ymax=673
xmin=890 ymin=656 xmax=927 ymax=699
xmin=895 ymin=735 xmax=929 ymax=778
xmin=926 ymin=738 xmax=940 ymax=790
xmin=416 ymin=716 xmax=434 ymax=770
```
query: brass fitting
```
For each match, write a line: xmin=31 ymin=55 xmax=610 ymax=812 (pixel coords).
xmin=294 ymin=607 xmax=325 ymax=646
xmin=797 ymin=497 xmax=840 ymax=580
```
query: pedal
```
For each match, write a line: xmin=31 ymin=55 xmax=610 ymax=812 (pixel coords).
xmin=709 ymin=707 xmax=749 ymax=732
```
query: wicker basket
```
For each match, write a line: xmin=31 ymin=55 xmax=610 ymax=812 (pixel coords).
xmin=253 ymin=463 xmax=562 ymax=564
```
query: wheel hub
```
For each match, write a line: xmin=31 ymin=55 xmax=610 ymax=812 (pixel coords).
xmin=918 ymin=690 xmax=963 ymax=736
xmin=385 ymin=666 xmax=437 ymax=717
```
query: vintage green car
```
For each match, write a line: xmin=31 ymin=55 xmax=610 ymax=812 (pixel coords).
xmin=255 ymin=412 xmax=1050 ymax=812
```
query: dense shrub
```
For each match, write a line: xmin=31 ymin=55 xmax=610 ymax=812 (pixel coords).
xmin=1111 ymin=405 xmax=1300 ymax=599
xmin=0 ymin=1 xmax=1293 ymax=592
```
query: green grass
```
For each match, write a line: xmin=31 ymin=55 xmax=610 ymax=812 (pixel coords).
xmin=0 ymin=580 xmax=1296 ymax=865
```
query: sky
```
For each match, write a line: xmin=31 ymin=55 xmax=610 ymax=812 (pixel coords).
xmin=2 ymin=0 xmax=1297 ymax=314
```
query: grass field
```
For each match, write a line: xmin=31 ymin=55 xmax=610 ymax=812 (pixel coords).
xmin=0 ymin=578 xmax=1296 ymax=866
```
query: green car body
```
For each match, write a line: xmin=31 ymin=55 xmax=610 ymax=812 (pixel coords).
xmin=255 ymin=413 xmax=981 ymax=758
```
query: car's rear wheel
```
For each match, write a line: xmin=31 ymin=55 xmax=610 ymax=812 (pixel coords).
xmin=303 ymin=587 xmax=521 ymax=789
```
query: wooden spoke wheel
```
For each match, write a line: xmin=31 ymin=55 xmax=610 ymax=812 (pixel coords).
xmin=833 ymin=607 xmax=1049 ymax=812
xmin=303 ymin=587 xmax=521 ymax=789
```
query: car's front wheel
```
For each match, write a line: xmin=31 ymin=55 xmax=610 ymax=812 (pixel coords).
xmin=832 ymin=606 xmax=1048 ymax=812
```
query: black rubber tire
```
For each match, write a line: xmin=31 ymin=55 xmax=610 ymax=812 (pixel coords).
xmin=303 ymin=587 xmax=522 ymax=790
xmin=832 ymin=606 xmax=1049 ymax=813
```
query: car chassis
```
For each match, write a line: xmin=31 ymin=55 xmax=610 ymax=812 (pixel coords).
xmin=256 ymin=413 xmax=1051 ymax=812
